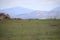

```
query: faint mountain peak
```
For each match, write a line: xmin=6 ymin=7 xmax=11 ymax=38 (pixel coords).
xmin=0 ymin=7 xmax=34 ymax=18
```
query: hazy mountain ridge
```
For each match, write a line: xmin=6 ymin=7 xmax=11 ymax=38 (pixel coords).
xmin=0 ymin=7 xmax=60 ymax=19
xmin=47 ymin=7 xmax=60 ymax=19
xmin=16 ymin=11 xmax=48 ymax=19
xmin=0 ymin=7 xmax=34 ymax=18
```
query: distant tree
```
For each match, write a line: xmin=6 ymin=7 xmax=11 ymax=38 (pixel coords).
xmin=0 ymin=13 xmax=11 ymax=20
xmin=13 ymin=18 xmax=22 ymax=20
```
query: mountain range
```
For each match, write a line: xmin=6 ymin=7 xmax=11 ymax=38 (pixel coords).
xmin=0 ymin=7 xmax=33 ymax=18
xmin=47 ymin=7 xmax=60 ymax=19
xmin=0 ymin=7 xmax=60 ymax=19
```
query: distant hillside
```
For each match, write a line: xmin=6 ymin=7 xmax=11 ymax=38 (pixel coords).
xmin=16 ymin=7 xmax=60 ymax=19
xmin=47 ymin=7 xmax=60 ymax=19
xmin=0 ymin=7 xmax=60 ymax=19
xmin=16 ymin=11 xmax=47 ymax=19
xmin=0 ymin=7 xmax=33 ymax=18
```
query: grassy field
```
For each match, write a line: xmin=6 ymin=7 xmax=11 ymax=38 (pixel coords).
xmin=0 ymin=19 xmax=60 ymax=40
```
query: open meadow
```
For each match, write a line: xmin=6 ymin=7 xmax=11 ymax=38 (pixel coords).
xmin=0 ymin=19 xmax=60 ymax=40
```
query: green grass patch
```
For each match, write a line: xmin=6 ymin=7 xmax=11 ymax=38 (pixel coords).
xmin=0 ymin=19 xmax=60 ymax=40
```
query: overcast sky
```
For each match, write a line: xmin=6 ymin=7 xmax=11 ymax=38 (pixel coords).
xmin=0 ymin=0 xmax=60 ymax=11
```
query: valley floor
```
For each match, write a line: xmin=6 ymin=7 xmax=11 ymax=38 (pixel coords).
xmin=0 ymin=19 xmax=60 ymax=40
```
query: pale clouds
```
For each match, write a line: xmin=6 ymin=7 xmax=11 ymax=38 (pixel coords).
xmin=0 ymin=0 xmax=60 ymax=11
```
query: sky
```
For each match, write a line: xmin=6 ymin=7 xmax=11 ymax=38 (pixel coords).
xmin=0 ymin=0 xmax=60 ymax=11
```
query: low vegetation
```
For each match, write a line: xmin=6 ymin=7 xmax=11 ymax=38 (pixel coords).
xmin=0 ymin=19 xmax=60 ymax=40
